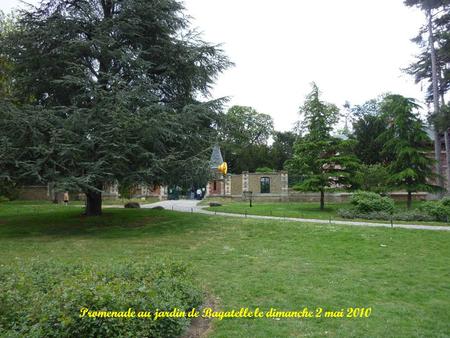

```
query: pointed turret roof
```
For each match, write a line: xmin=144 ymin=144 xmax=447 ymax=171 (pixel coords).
xmin=210 ymin=144 xmax=224 ymax=168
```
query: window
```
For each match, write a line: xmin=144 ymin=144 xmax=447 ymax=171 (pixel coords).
xmin=260 ymin=177 xmax=270 ymax=193
xmin=213 ymin=181 xmax=217 ymax=190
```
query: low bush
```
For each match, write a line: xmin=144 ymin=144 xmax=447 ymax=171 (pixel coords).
xmin=350 ymin=191 xmax=395 ymax=213
xmin=440 ymin=197 xmax=450 ymax=207
xmin=255 ymin=167 xmax=274 ymax=173
xmin=338 ymin=208 xmax=435 ymax=222
xmin=418 ymin=200 xmax=450 ymax=222
xmin=124 ymin=202 xmax=140 ymax=208
xmin=337 ymin=209 xmax=391 ymax=220
xmin=0 ymin=260 xmax=202 ymax=338
xmin=0 ymin=182 xmax=19 ymax=201
xmin=393 ymin=210 xmax=435 ymax=222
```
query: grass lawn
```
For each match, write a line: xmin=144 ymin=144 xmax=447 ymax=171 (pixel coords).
xmin=0 ymin=202 xmax=449 ymax=337
xmin=203 ymin=200 xmax=450 ymax=226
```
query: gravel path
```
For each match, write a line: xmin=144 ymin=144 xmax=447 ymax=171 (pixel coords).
xmin=142 ymin=200 xmax=450 ymax=231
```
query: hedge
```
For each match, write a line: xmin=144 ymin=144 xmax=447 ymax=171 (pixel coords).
xmin=0 ymin=260 xmax=202 ymax=337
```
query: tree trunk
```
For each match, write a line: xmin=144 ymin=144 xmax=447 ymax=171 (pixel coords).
xmin=85 ymin=190 xmax=102 ymax=216
xmin=407 ymin=191 xmax=412 ymax=209
xmin=320 ymin=189 xmax=324 ymax=210
xmin=440 ymin=77 xmax=449 ymax=193
xmin=445 ymin=130 xmax=450 ymax=192
xmin=428 ymin=8 xmax=444 ymax=191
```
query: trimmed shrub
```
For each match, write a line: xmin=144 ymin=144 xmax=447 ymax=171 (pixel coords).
xmin=393 ymin=210 xmax=434 ymax=222
xmin=337 ymin=208 xmax=435 ymax=222
xmin=440 ymin=197 xmax=450 ymax=207
xmin=337 ymin=209 xmax=391 ymax=220
xmin=0 ymin=260 xmax=202 ymax=338
xmin=419 ymin=201 xmax=450 ymax=222
xmin=350 ymin=191 xmax=395 ymax=213
xmin=336 ymin=208 xmax=358 ymax=219
xmin=255 ymin=167 xmax=274 ymax=173
xmin=124 ymin=202 xmax=140 ymax=208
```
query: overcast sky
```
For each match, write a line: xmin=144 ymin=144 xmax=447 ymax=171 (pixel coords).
xmin=2 ymin=0 xmax=427 ymax=131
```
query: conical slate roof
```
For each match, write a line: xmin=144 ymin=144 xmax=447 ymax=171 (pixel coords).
xmin=210 ymin=144 xmax=224 ymax=168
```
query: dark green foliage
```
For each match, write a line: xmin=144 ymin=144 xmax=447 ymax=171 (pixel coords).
xmin=287 ymin=83 xmax=360 ymax=209
xmin=418 ymin=199 xmax=450 ymax=221
xmin=440 ymin=196 xmax=450 ymax=206
xmin=432 ymin=104 xmax=450 ymax=132
xmin=337 ymin=208 xmax=435 ymax=222
xmin=289 ymin=137 xmax=360 ymax=191
xmin=0 ymin=180 xmax=18 ymax=200
xmin=255 ymin=167 xmax=274 ymax=173
xmin=269 ymin=131 xmax=297 ymax=171
xmin=298 ymin=83 xmax=339 ymax=138
xmin=219 ymin=105 xmax=274 ymax=173
xmin=353 ymin=164 xmax=390 ymax=193
xmin=219 ymin=105 xmax=273 ymax=146
xmin=0 ymin=260 xmax=202 ymax=337
xmin=379 ymin=95 xmax=440 ymax=207
xmin=350 ymin=191 xmax=395 ymax=213
xmin=222 ymin=143 xmax=273 ymax=174
xmin=340 ymin=194 xmax=450 ymax=222
xmin=351 ymin=98 xmax=389 ymax=164
xmin=404 ymin=0 xmax=450 ymax=103
xmin=337 ymin=209 xmax=391 ymax=220
xmin=0 ymin=0 xmax=231 ymax=215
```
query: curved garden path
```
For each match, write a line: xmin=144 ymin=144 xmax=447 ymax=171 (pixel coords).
xmin=142 ymin=200 xmax=450 ymax=231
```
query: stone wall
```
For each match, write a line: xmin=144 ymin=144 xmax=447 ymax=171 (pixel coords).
xmin=288 ymin=190 xmax=431 ymax=203
xmin=230 ymin=175 xmax=242 ymax=195
xmin=17 ymin=186 xmax=49 ymax=200
xmin=247 ymin=173 xmax=281 ymax=194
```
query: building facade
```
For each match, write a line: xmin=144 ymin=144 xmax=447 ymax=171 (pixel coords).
xmin=207 ymin=171 xmax=289 ymax=201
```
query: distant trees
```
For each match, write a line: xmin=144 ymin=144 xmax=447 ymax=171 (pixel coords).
xmin=270 ymin=131 xmax=297 ymax=170
xmin=351 ymin=97 xmax=389 ymax=165
xmin=218 ymin=106 xmax=297 ymax=173
xmin=219 ymin=105 xmax=273 ymax=173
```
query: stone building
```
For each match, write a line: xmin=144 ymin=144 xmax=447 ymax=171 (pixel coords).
xmin=209 ymin=171 xmax=289 ymax=201
xmin=206 ymin=145 xmax=289 ymax=201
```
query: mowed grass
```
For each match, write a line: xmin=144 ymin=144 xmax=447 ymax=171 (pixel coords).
xmin=0 ymin=203 xmax=449 ymax=337
xmin=204 ymin=200 xmax=344 ymax=220
xmin=203 ymin=200 xmax=450 ymax=226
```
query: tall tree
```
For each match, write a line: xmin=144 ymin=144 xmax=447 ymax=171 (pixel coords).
xmin=287 ymin=83 xmax=359 ymax=210
xmin=0 ymin=0 xmax=231 ymax=215
xmin=380 ymin=95 xmax=440 ymax=208
xmin=404 ymin=0 xmax=450 ymax=191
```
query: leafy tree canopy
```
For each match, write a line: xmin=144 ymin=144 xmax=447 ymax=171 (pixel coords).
xmin=218 ymin=105 xmax=274 ymax=173
xmin=219 ymin=105 xmax=274 ymax=146
xmin=0 ymin=0 xmax=231 ymax=215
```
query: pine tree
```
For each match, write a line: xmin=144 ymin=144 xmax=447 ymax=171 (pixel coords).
xmin=287 ymin=84 xmax=359 ymax=210
xmin=379 ymin=95 xmax=441 ymax=208
xmin=0 ymin=0 xmax=231 ymax=215
xmin=404 ymin=0 xmax=450 ymax=191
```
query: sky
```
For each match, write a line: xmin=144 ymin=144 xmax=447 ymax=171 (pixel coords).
xmin=1 ymin=0 xmax=427 ymax=131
